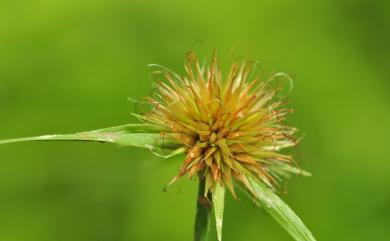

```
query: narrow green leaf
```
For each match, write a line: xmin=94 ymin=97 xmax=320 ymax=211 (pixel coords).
xmin=0 ymin=131 xmax=159 ymax=147
xmin=0 ymin=123 xmax=172 ymax=147
xmin=213 ymin=183 xmax=225 ymax=241
xmin=269 ymin=163 xmax=312 ymax=177
xmin=247 ymin=176 xmax=316 ymax=241
xmin=148 ymin=146 xmax=186 ymax=159
xmin=88 ymin=123 xmax=165 ymax=133
xmin=0 ymin=123 xmax=187 ymax=161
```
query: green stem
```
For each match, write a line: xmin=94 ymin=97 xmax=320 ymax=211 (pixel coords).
xmin=194 ymin=179 xmax=212 ymax=241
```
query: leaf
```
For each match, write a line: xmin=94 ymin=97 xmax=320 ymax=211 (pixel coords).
xmin=213 ymin=183 xmax=225 ymax=241
xmin=87 ymin=123 xmax=165 ymax=133
xmin=269 ymin=163 xmax=312 ymax=177
xmin=0 ymin=123 xmax=183 ymax=157
xmin=0 ymin=132 xmax=156 ymax=146
xmin=247 ymin=176 xmax=316 ymax=241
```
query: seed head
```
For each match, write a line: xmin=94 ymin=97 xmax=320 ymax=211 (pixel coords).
xmin=144 ymin=51 xmax=306 ymax=198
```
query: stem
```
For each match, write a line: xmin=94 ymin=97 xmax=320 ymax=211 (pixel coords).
xmin=193 ymin=179 xmax=212 ymax=241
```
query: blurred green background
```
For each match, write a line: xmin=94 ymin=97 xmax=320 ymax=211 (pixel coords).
xmin=1 ymin=0 xmax=389 ymax=240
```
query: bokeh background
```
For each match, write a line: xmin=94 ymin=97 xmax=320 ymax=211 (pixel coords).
xmin=1 ymin=0 xmax=389 ymax=240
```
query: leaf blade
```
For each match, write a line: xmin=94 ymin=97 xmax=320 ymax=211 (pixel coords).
xmin=0 ymin=124 xmax=187 ymax=160
xmin=88 ymin=123 xmax=165 ymax=133
xmin=0 ymin=132 xmax=159 ymax=147
xmin=247 ymin=176 xmax=316 ymax=241
xmin=0 ymin=123 xmax=170 ymax=147
xmin=213 ymin=184 xmax=225 ymax=241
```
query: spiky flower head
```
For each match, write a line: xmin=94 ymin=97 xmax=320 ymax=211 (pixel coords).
xmin=143 ymin=51 xmax=308 ymax=198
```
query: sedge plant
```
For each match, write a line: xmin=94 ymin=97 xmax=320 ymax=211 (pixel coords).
xmin=0 ymin=51 xmax=316 ymax=241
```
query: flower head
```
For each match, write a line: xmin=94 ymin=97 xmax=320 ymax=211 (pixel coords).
xmin=144 ymin=51 xmax=307 ymax=198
